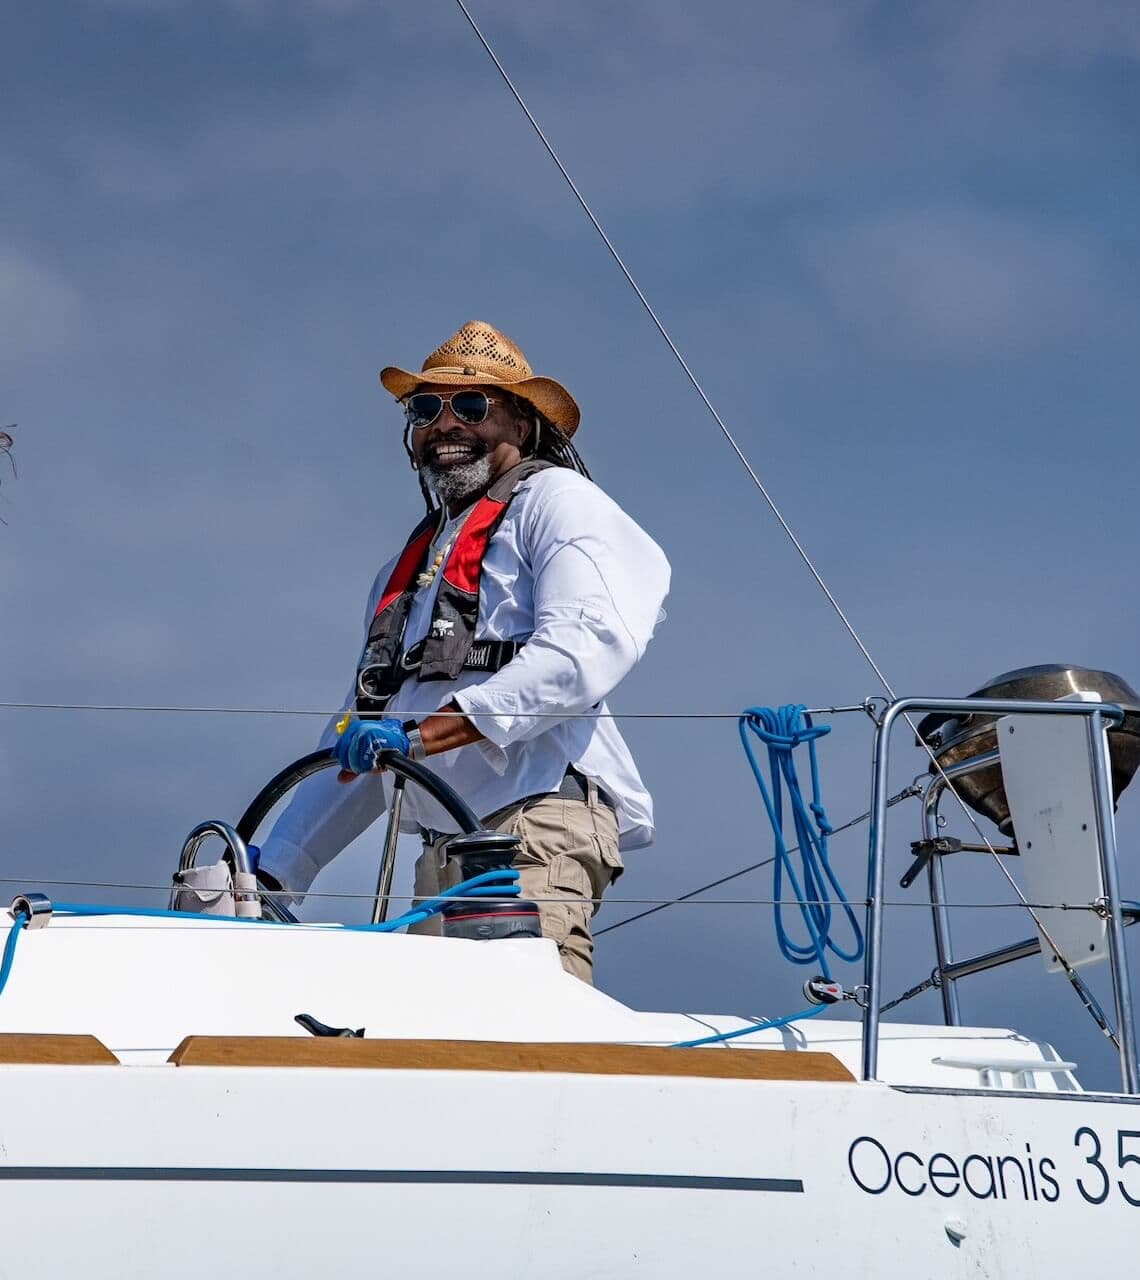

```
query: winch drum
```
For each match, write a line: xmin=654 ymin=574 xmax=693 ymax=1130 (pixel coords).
xmin=916 ymin=664 xmax=1140 ymax=835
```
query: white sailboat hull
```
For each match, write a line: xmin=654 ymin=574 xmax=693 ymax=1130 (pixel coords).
xmin=0 ymin=910 xmax=1131 ymax=1275
xmin=4 ymin=1062 xmax=1137 ymax=1276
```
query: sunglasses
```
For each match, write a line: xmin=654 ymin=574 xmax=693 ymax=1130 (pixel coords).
xmin=404 ymin=390 xmax=501 ymax=430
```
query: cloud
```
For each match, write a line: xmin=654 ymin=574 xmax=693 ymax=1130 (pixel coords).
xmin=795 ymin=208 xmax=1134 ymax=357
xmin=932 ymin=0 xmax=1140 ymax=80
xmin=84 ymin=0 xmax=368 ymax=15
xmin=6 ymin=0 xmax=1139 ymax=1093
xmin=44 ymin=1 xmax=1139 ymax=245
xmin=0 ymin=249 xmax=85 ymax=369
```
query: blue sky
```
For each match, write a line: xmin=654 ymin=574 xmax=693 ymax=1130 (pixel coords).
xmin=2 ymin=0 xmax=1139 ymax=1087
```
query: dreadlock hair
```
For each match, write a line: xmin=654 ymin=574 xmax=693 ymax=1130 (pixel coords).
xmin=403 ymin=424 xmax=440 ymax=516
xmin=404 ymin=391 xmax=592 ymax=515
xmin=515 ymin=398 xmax=592 ymax=482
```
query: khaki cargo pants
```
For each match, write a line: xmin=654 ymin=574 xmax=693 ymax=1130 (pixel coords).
xmin=411 ymin=786 xmax=622 ymax=984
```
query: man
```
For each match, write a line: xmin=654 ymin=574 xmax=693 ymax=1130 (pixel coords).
xmin=258 ymin=321 xmax=669 ymax=982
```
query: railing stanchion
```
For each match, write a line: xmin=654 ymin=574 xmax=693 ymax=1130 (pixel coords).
xmin=922 ymin=777 xmax=966 ymax=1027
xmin=1087 ymin=710 xmax=1140 ymax=1093
xmin=862 ymin=706 xmax=898 ymax=1081
xmin=861 ymin=696 xmax=1126 ymax=1086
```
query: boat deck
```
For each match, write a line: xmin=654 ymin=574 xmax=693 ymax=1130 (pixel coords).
xmin=0 ymin=907 xmax=1078 ymax=1091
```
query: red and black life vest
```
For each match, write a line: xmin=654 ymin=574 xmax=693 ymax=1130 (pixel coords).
xmin=355 ymin=460 xmax=552 ymax=714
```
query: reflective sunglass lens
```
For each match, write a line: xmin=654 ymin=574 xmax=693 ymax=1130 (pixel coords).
xmin=405 ymin=390 xmax=493 ymax=428
xmin=405 ymin=394 xmax=444 ymax=428
xmin=449 ymin=391 xmax=491 ymax=424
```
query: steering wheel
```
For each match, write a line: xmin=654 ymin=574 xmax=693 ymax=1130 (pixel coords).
xmin=233 ymin=749 xmax=518 ymax=924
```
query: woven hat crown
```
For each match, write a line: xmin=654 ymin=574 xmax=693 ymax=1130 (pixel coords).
xmin=423 ymin=321 xmax=533 ymax=382
xmin=380 ymin=320 xmax=581 ymax=435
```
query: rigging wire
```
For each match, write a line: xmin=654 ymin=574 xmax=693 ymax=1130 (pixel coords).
xmin=0 ymin=11 xmax=1118 ymax=1043
xmin=453 ymin=0 xmax=895 ymax=702
xmin=0 ymin=701 xmax=801 ymax=720
xmin=596 ymin=780 xmax=923 ymax=937
xmin=453 ymin=0 xmax=1118 ymax=1038
xmin=0 ymin=886 xmax=1120 ymax=912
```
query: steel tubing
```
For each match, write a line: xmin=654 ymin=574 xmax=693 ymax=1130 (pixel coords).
xmin=862 ymin=696 xmax=1125 ymax=1083
xmin=1087 ymin=710 xmax=1140 ymax=1093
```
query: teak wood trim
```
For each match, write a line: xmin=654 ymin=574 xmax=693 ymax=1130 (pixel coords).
xmin=169 ymin=1037 xmax=854 ymax=1081
xmin=0 ymin=1033 xmax=119 ymax=1065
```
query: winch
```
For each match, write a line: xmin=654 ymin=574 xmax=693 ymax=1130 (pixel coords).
xmin=917 ymin=664 xmax=1140 ymax=834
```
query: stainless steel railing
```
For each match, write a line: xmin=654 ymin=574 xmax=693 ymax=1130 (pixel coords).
xmin=862 ymin=697 xmax=1134 ymax=1090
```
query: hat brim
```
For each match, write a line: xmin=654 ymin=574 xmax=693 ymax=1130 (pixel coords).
xmin=380 ymin=365 xmax=580 ymax=436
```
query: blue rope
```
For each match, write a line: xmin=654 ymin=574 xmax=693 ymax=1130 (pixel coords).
xmin=0 ymin=870 xmax=521 ymax=1002
xmin=738 ymin=705 xmax=863 ymax=981
xmin=49 ymin=869 xmax=521 ymax=936
xmin=667 ymin=706 xmax=862 ymax=1050
xmin=673 ymin=1002 xmax=826 ymax=1049
xmin=0 ymin=910 xmax=28 ymax=998
xmin=371 ymin=871 xmax=520 ymax=933
xmin=48 ymin=870 xmax=519 ymax=931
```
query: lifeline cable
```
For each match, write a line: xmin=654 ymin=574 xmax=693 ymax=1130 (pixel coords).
xmin=0 ymin=701 xmax=876 ymax=719
xmin=454 ymin=0 xmax=1117 ymax=1037
xmin=0 ymin=870 xmax=520 ymax=1001
xmin=0 ymin=701 xmax=755 ymax=720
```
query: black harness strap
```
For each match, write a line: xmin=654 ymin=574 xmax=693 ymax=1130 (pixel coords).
xmin=355 ymin=460 xmax=551 ymax=713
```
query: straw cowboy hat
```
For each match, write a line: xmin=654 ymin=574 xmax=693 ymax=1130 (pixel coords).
xmin=380 ymin=320 xmax=581 ymax=436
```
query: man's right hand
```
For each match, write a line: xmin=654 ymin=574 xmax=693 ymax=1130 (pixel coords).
xmin=335 ymin=717 xmax=411 ymax=776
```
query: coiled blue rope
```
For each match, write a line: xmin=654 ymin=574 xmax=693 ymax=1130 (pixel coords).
xmin=739 ymin=705 xmax=863 ymax=981
xmin=0 ymin=869 xmax=521 ymax=1000
xmin=671 ymin=705 xmax=861 ymax=1049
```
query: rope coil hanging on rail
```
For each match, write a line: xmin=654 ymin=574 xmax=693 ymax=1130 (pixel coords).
xmin=739 ymin=705 xmax=863 ymax=980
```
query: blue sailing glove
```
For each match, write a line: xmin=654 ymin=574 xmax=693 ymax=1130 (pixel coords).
xmin=335 ymin=717 xmax=411 ymax=773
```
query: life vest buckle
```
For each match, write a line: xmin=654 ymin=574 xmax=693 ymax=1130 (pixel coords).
xmin=400 ymin=639 xmax=427 ymax=671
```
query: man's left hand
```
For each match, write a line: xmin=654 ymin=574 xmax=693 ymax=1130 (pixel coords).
xmin=335 ymin=717 xmax=411 ymax=775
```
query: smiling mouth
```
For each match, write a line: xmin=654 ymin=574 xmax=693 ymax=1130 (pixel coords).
xmin=426 ymin=441 xmax=485 ymax=467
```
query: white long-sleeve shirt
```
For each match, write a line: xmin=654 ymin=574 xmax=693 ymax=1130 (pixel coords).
xmin=259 ymin=468 xmax=670 ymax=896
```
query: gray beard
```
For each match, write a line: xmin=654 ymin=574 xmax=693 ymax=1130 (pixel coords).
xmin=421 ymin=454 xmax=494 ymax=507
